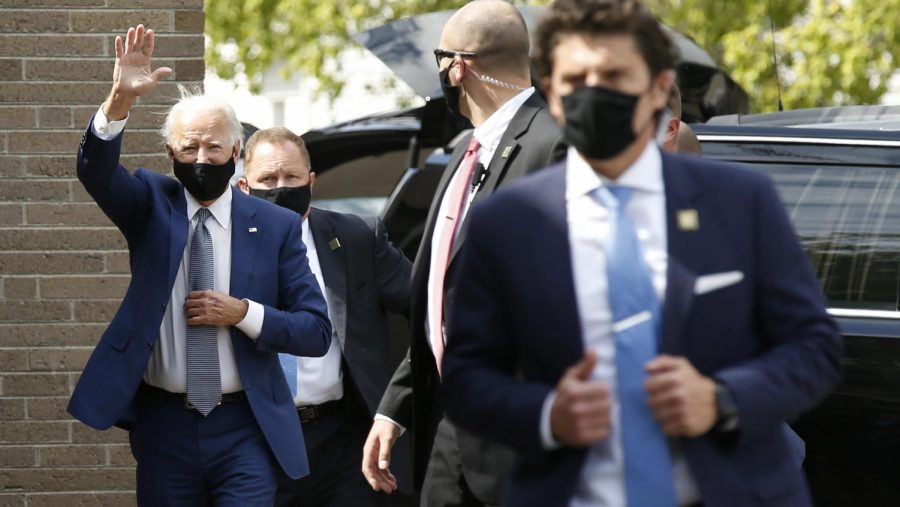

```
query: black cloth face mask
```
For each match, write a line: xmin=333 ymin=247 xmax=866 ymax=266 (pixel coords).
xmin=439 ymin=66 xmax=466 ymax=122
xmin=249 ymin=184 xmax=311 ymax=217
xmin=562 ymin=85 xmax=653 ymax=161
xmin=173 ymin=157 xmax=235 ymax=201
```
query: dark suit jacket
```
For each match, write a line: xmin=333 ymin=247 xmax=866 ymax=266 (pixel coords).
xmin=67 ymin=118 xmax=333 ymax=480
xmin=442 ymin=153 xmax=844 ymax=507
xmin=377 ymin=93 xmax=567 ymax=499
xmin=305 ymin=208 xmax=414 ymax=489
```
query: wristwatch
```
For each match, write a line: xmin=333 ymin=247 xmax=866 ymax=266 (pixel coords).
xmin=714 ymin=382 xmax=740 ymax=432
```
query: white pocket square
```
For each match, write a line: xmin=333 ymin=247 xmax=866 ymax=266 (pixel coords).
xmin=694 ymin=271 xmax=744 ymax=295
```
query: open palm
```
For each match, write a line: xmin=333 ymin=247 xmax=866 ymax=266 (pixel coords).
xmin=112 ymin=25 xmax=171 ymax=97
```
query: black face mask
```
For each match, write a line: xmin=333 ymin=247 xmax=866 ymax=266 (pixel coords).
xmin=439 ymin=66 xmax=466 ymax=122
xmin=562 ymin=85 xmax=652 ymax=161
xmin=249 ymin=184 xmax=311 ymax=217
xmin=173 ymin=157 xmax=235 ymax=201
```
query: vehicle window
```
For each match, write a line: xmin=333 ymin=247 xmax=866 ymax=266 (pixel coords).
xmin=762 ymin=163 xmax=900 ymax=311
xmin=312 ymin=149 xmax=410 ymax=216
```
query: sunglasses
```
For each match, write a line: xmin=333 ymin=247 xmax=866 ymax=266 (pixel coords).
xmin=433 ymin=48 xmax=478 ymax=68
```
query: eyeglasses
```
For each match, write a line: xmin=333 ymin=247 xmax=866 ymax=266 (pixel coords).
xmin=433 ymin=48 xmax=478 ymax=68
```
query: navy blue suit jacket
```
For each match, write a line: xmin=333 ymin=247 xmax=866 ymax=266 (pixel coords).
xmin=67 ymin=119 xmax=332 ymax=480
xmin=442 ymin=153 xmax=843 ymax=507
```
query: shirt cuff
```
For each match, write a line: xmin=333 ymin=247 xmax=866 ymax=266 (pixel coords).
xmin=374 ymin=413 xmax=406 ymax=436
xmin=91 ymin=105 xmax=128 ymax=141
xmin=235 ymin=299 xmax=264 ymax=340
xmin=540 ymin=390 xmax=563 ymax=450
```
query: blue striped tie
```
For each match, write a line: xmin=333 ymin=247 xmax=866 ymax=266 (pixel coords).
xmin=186 ymin=208 xmax=221 ymax=416
xmin=599 ymin=186 xmax=677 ymax=506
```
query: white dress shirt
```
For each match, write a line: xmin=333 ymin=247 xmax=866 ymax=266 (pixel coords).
xmin=91 ymin=107 xmax=265 ymax=395
xmin=290 ymin=218 xmax=344 ymax=406
xmin=539 ymin=143 xmax=700 ymax=507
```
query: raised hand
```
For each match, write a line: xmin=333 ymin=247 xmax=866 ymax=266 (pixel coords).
xmin=104 ymin=24 xmax=172 ymax=120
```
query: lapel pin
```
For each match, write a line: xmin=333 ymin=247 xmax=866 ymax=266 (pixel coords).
xmin=501 ymin=146 xmax=514 ymax=159
xmin=248 ymin=227 xmax=258 ymax=233
xmin=329 ymin=238 xmax=341 ymax=251
xmin=677 ymin=209 xmax=699 ymax=231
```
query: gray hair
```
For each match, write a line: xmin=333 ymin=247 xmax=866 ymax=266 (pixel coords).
xmin=160 ymin=84 xmax=243 ymax=150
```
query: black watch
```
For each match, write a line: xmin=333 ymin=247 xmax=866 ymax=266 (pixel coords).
xmin=714 ymin=382 xmax=740 ymax=432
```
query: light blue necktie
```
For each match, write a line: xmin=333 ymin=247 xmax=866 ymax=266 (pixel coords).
xmin=186 ymin=208 xmax=222 ymax=416
xmin=599 ymin=186 xmax=677 ymax=507
xmin=279 ymin=353 xmax=297 ymax=398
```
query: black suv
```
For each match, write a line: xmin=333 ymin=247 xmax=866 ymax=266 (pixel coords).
xmin=695 ymin=106 xmax=900 ymax=506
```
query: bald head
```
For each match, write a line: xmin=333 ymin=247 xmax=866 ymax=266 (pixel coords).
xmin=441 ymin=0 xmax=531 ymax=78
xmin=676 ymin=122 xmax=702 ymax=155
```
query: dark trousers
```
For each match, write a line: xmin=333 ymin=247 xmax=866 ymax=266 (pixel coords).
xmin=421 ymin=418 xmax=498 ymax=507
xmin=275 ymin=409 xmax=390 ymax=507
xmin=131 ymin=386 xmax=278 ymax=506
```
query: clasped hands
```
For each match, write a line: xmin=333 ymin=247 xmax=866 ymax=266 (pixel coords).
xmin=184 ymin=290 xmax=249 ymax=327
xmin=550 ymin=350 xmax=718 ymax=447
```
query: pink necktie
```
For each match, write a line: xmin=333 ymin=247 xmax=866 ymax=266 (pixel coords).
xmin=428 ymin=136 xmax=481 ymax=375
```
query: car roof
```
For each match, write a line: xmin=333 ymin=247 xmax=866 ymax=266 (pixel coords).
xmin=705 ymin=105 xmax=900 ymax=131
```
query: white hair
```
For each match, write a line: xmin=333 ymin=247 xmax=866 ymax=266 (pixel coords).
xmin=161 ymin=84 xmax=243 ymax=150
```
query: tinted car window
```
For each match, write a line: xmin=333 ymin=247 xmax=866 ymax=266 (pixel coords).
xmin=311 ymin=149 xmax=410 ymax=216
xmin=757 ymin=163 xmax=900 ymax=311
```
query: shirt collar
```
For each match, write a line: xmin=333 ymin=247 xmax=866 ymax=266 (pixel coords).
xmin=566 ymin=141 xmax=663 ymax=201
xmin=472 ymin=87 xmax=535 ymax=152
xmin=185 ymin=186 xmax=232 ymax=230
xmin=301 ymin=216 xmax=312 ymax=248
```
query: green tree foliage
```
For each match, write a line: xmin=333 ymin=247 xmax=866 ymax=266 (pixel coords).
xmin=647 ymin=0 xmax=900 ymax=111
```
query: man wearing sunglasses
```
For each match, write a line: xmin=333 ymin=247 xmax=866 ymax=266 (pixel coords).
xmin=362 ymin=1 xmax=566 ymax=506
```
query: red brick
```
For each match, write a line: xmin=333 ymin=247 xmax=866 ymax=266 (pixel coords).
xmin=25 ymin=204 xmax=109 ymax=226
xmin=7 ymin=131 xmax=83 ymax=155
xmin=0 ymin=324 xmax=105 ymax=347
xmin=72 ymin=300 xmax=120 ymax=323
xmin=0 ymin=421 xmax=69 ymax=443
xmin=0 ymin=156 xmax=25 ymax=178
xmin=0 ymin=12 xmax=70 ymax=33
xmin=0 ymin=204 xmax=23 ymax=225
xmin=0 ymin=83 xmax=111 ymax=105
xmin=0 ymin=399 xmax=26 ymax=420
xmin=0 ymin=468 xmax=135 ymax=492
xmin=0 ymin=36 xmax=105 ymax=57
xmin=29 ymin=348 xmax=93 ymax=372
xmin=0 ymin=58 xmax=22 ymax=80
xmin=71 ymin=11 xmax=172 ymax=33
xmin=2 ymin=374 xmax=71 ymax=396
xmin=39 ymin=445 xmax=106 ymax=467
xmin=0 ymin=301 xmax=71 ymax=323
xmin=0 ymin=446 xmax=35 ymax=467
xmin=27 ymin=492 xmax=137 ymax=507
xmin=71 ymin=424 xmax=128 ymax=445
xmin=0 ymin=228 xmax=125 ymax=250
xmin=106 ymin=444 xmax=135 ymax=466
xmin=105 ymin=252 xmax=130 ymax=273
xmin=40 ymin=276 xmax=129 ymax=299
xmin=0 ymin=180 xmax=69 ymax=201
xmin=0 ymin=253 xmax=105 ymax=275
xmin=0 ymin=349 xmax=28 ymax=371
xmin=0 ymin=107 xmax=36 ymax=128
xmin=37 ymin=108 xmax=73 ymax=129
xmin=26 ymin=397 xmax=71 ymax=420
xmin=3 ymin=278 xmax=37 ymax=300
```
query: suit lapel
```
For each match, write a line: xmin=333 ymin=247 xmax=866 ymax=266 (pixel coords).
xmin=167 ymin=188 xmax=189 ymax=292
xmin=229 ymin=189 xmax=261 ymax=299
xmin=661 ymin=155 xmax=701 ymax=355
xmin=449 ymin=95 xmax=544 ymax=262
xmin=309 ymin=210 xmax=347 ymax=349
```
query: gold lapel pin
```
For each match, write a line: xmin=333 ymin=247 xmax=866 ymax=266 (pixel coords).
xmin=501 ymin=146 xmax=514 ymax=159
xmin=677 ymin=209 xmax=699 ymax=231
xmin=329 ymin=238 xmax=341 ymax=251
xmin=248 ymin=227 xmax=258 ymax=233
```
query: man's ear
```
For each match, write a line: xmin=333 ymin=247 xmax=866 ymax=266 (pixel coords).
xmin=232 ymin=144 xmax=241 ymax=163
xmin=454 ymin=56 xmax=467 ymax=83
xmin=544 ymin=79 xmax=565 ymax=126
xmin=236 ymin=177 xmax=250 ymax=194
xmin=166 ymin=145 xmax=175 ymax=161
xmin=309 ymin=171 xmax=316 ymax=191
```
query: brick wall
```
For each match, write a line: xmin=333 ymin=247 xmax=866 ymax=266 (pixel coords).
xmin=0 ymin=1 xmax=204 ymax=504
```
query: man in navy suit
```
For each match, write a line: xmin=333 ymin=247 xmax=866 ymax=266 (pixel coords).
xmin=67 ymin=25 xmax=332 ymax=505
xmin=441 ymin=1 xmax=843 ymax=506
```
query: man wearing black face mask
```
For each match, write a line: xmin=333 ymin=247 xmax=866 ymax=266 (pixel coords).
xmin=237 ymin=128 xmax=414 ymax=507
xmin=363 ymin=2 xmax=567 ymax=506
xmin=68 ymin=25 xmax=333 ymax=505
xmin=440 ymin=1 xmax=842 ymax=507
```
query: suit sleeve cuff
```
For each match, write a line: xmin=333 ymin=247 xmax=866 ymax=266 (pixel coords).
xmin=540 ymin=390 xmax=562 ymax=450
xmin=374 ymin=413 xmax=406 ymax=436
xmin=235 ymin=299 xmax=264 ymax=340
xmin=92 ymin=106 xmax=128 ymax=140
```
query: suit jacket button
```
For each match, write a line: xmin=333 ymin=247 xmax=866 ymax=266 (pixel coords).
xmin=147 ymin=342 xmax=153 ymax=351
xmin=160 ymin=303 xmax=166 ymax=310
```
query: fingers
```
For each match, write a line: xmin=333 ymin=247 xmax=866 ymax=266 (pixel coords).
xmin=134 ymin=24 xmax=145 ymax=53
xmin=362 ymin=434 xmax=398 ymax=493
xmin=125 ymin=26 xmax=135 ymax=53
xmin=115 ymin=35 xmax=124 ymax=59
xmin=645 ymin=354 xmax=683 ymax=374
xmin=567 ymin=349 xmax=598 ymax=382
xmin=149 ymin=67 xmax=173 ymax=83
